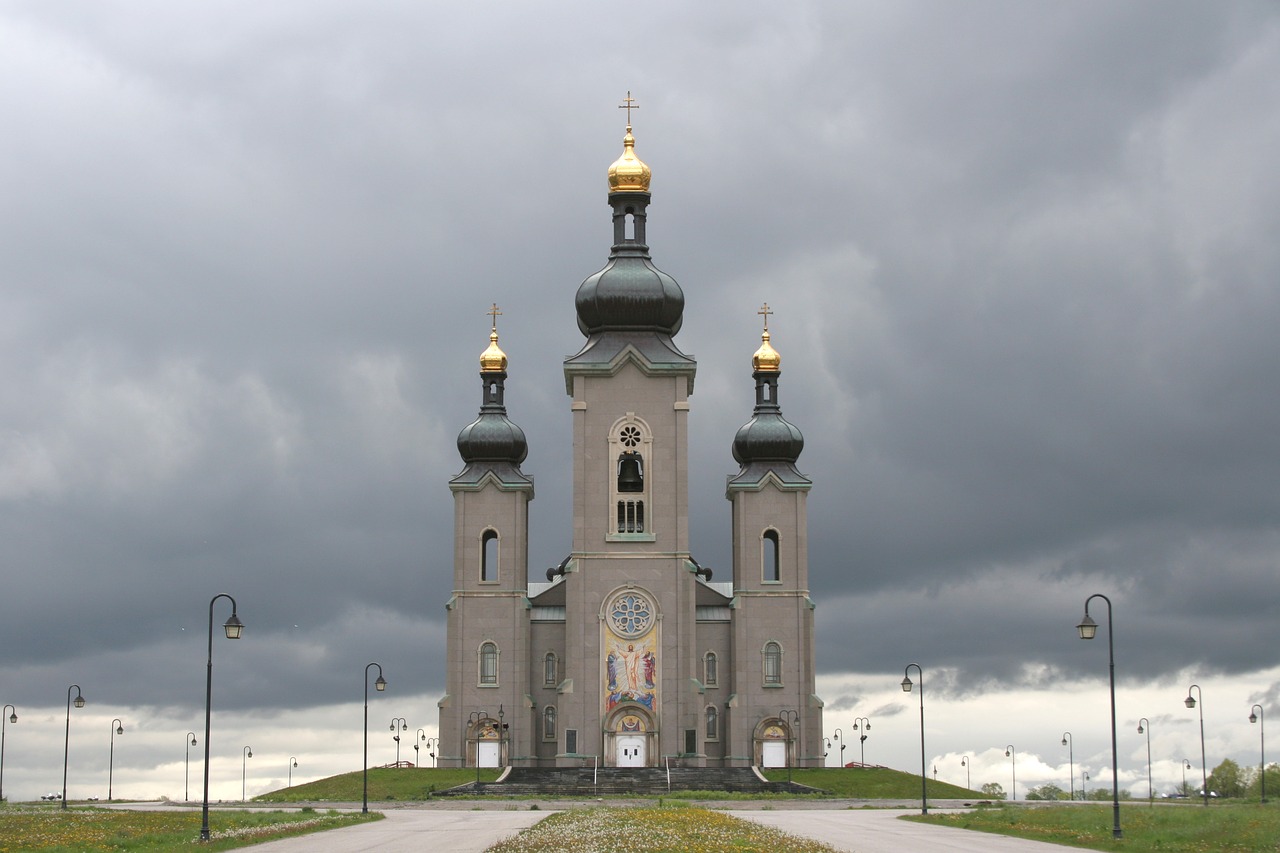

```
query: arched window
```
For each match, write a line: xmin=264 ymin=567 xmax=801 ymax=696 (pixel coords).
xmin=763 ymin=529 xmax=780 ymax=582
xmin=481 ymin=529 xmax=499 ymax=582
xmin=704 ymin=651 xmax=718 ymax=687
xmin=609 ymin=418 xmax=654 ymax=540
xmin=479 ymin=641 xmax=499 ymax=685
xmin=543 ymin=705 xmax=557 ymax=740
xmin=705 ymin=705 xmax=719 ymax=740
xmin=543 ymin=652 xmax=558 ymax=687
xmin=763 ymin=641 xmax=783 ymax=685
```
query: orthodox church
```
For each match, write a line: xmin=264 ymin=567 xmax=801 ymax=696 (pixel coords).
xmin=437 ymin=104 xmax=821 ymax=771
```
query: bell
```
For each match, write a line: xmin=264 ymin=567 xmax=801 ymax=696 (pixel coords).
xmin=617 ymin=454 xmax=644 ymax=493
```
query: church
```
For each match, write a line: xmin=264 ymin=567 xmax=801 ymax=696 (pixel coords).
xmin=437 ymin=102 xmax=822 ymax=771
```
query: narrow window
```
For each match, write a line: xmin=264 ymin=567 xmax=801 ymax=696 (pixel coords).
xmin=704 ymin=652 xmax=718 ymax=687
xmin=479 ymin=641 xmax=498 ymax=685
xmin=685 ymin=729 xmax=698 ymax=755
xmin=763 ymin=641 xmax=782 ymax=685
xmin=481 ymin=529 xmax=499 ymax=582
xmin=705 ymin=706 xmax=719 ymax=740
xmin=565 ymin=729 xmax=578 ymax=755
xmin=543 ymin=652 xmax=558 ymax=687
xmin=763 ymin=529 xmax=780 ymax=582
xmin=543 ymin=706 xmax=556 ymax=740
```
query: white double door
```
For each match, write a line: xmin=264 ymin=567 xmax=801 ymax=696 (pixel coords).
xmin=762 ymin=740 xmax=787 ymax=768
xmin=616 ymin=735 xmax=646 ymax=767
xmin=477 ymin=740 xmax=501 ymax=767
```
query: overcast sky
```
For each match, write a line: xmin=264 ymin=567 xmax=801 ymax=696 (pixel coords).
xmin=2 ymin=1 xmax=1278 ymax=803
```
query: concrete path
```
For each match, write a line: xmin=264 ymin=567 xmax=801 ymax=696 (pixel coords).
xmin=234 ymin=805 xmax=1083 ymax=852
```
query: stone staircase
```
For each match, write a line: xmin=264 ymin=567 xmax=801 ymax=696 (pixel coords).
xmin=435 ymin=766 xmax=824 ymax=796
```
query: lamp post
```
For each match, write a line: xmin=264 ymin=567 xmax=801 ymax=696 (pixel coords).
xmin=425 ymin=736 xmax=440 ymax=768
xmin=900 ymin=663 xmax=927 ymax=815
xmin=362 ymin=663 xmax=387 ymax=814
xmin=961 ymin=756 xmax=971 ymax=792
xmin=468 ymin=711 xmax=489 ymax=785
xmin=390 ymin=718 xmax=407 ymax=765
xmin=1076 ymin=593 xmax=1122 ymax=838
xmin=1137 ymin=718 xmax=1152 ymax=805
xmin=241 ymin=746 xmax=252 ymax=802
xmin=108 ymin=719 xmax=124 ymax=801
xmin=185 ymin=732 xmax=197 ymax=802
xmin=1061 ymin=732 xmax=1074 ymax=800
xmin=414 ymin=728 xmax=426 ymax=767
xmin=1083 ymin=770 xmax=1089 ymax=799
xmin=1 ymin=704 xmax=16 ymax=804
xmin=1185 ymin=684 xmax=1208 ymax=806
xmin=832 ymin=728 xmax=845 ymax=768
xmin=201 ymin=593 xmax=244 ymax=841
xmin=288 ymin=757 xmax=297 ymax=788
xmin=854 ymin=717 xmax=870 ymax=767
xmin=779 ymin=709 xmax=799 ymax=784
xmin=1250 ymin=704 xmax=1266 ymax=803
xmin=498 ymin=705 xmax=506 ymax=767
xmin=61 ymin=684 xmax=85 ymax=809
xmin=1182 ymin=759 xmax=1192 ymax=797
xmin=1004 ymin=744 xmax=1016 ymax=801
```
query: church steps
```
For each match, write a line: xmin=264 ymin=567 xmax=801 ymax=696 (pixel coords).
xmin=433 ymin=766 xmax=823 ymax=797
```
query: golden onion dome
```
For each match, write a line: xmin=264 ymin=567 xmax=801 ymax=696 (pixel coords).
xmin=752 ymin=329 xmax=781 ymax=372
xmin=480 ymin=329 xmax=507 ymax=373
xmin=608 ymin=125 xmax=651 ymax=193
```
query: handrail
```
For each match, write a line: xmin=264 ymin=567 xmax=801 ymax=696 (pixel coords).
xmin=593 ymin=754 xmax=598 ymax=787
xmin=666 ymin=756 xmax=671 ymax=791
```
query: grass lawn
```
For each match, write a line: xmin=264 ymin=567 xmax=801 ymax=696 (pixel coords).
xmin=0 ymin=804 xmax=380 ymax=851
xmin=254 ymin=766 xmax=501 ymax=802
xmin=771 ymin=767 xmax=980 ymax=800
xmin=910 ymin=802 xmax=1280 ymax=851
xmin=487 ymin=805 xmax=840 ymax=852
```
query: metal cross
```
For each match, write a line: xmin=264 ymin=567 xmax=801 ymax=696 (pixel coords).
xmin=758 ymin=302 xmax=773 ymax=330
xmin=618 ymin=91 xmax=639 ymax=125
xmin=487 ymin=303 xmax=502 ymax=332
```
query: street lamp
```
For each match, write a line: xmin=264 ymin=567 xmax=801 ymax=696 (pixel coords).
xmin=185 ymin=733 xmax=197 ymax=802
xmin=1004 ymin=744 xmax=1016 ymax=801
xmin=390 ymin=718 xmax=407 ymax=765
xmin=425 ymin=736 xmax=440 ymax=768
xmin=201 ymin=592 xmax=244 ymax=841
xmin=832 ymin=727 xmax=845 ymax=768
xmin=779 ymin=708 xmax=799 ymax=780
xmin=108 ymin=719 xmax=124 ymax=801
xmin=1 ymin=704 xmax=16 ymax=804
xmin=1061 ymin=732 xmax=1074 ymax=800
xmin=468 ymin=711 xmax=489 ymax=785
xmin=362 ymin=662 xmax=387 ymax=814
xmin=961 ymin=756 xmax=971 ymax=792
xmin=288 ymin=756 xmax=298 ymax=788
xmin=853 ymin=717 xmax=870 ymax=767
xmin=241 ymin=746 xmax=252 ymax=802
xmin=61 ymin=685 xmax=86 ymax=809
xmin=1076 ymin=593 xmax=1122 ymax=838
xmin=901 ymin=663 xmax=927 ymax=815
xmin=414 ymin=728 xmax=426 ymax=767
xmin=1185 ymin=684 xmax=1208 ymax=807
xmin=1250 ymin=704 xmax=1266 ymax=803
xmin=1137 ymin=718 xmax=1152 ymax=804
xmin=1083 ymin=770 xmax=1089 ymax=799
xmin=1182 ymin=758 xmax=1192 ymax=797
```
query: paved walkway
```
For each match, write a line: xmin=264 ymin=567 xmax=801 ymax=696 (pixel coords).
xmin=226 ymin=803 xmax=1082 ymax=853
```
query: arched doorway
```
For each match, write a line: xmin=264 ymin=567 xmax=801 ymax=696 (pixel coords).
xmin=754 ymin=719 xmax=791 ymax=768
xmin=604 ymin=707 xmax=656 ymax=767
xmin=467 ymin=717 xmax=504 ymax=768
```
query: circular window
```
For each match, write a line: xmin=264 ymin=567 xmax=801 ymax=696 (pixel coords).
xmin=619 ymin=425 xmax=642 ymax=448
xmin=608 ymin=592 xmax=653 ymax=638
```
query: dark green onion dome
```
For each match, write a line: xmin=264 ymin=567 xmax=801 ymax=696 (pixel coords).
xmin=732 ymin=327 xmax=804 ymax=466
xmin=575 ymin=124 xmax=684 ymax=337
xmin=457 ymin=324 xmax=528 ymax=465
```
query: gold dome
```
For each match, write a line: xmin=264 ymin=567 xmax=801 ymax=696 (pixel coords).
xmin=480 ymin=304 xmax=508 ymax=372
xmin=753 ymin=329 xmax=780 ymax=372
xmin=608 ymin=125 xmax=651 ymax=193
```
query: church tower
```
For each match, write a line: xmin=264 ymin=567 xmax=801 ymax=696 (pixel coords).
xmin=438 ymin=99 xmax=821 ymax=773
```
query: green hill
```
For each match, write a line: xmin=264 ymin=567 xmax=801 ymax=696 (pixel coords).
xmin=256 ymin=765 xmax=979 ymax=803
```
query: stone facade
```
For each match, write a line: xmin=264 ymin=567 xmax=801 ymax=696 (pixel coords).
xmin=437 ymin=121 xmax=821 ymax=770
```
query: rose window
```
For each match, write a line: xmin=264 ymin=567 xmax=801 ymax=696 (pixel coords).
xmin=609 ymin=592 xmax=653 ymax=638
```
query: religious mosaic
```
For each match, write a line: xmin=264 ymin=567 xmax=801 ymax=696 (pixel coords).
xmin=602 ymin=590 xmax=658 ymax=713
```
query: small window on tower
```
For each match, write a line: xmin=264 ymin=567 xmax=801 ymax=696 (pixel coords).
xmin=763 ymin=641 xmax=783 ymax=685
xmin=544 ymin=652 xmax=558 ymax=687
xmin=479 ymin=641 xmax=499 ymax=685
xmin=543 ymin=706 xmax=557 ymax=740
xmin=705 ymin=706 xmax=719 ymax=740
xmin=481 ymin=529 xmax=499 ymax=582
xmin=704 ymin=652 xmax=718 ymax=687
xmin=763 ymin=529 xmax=780 ymax=582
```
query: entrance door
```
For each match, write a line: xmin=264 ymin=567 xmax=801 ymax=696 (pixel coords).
xmin=616 ymin=735 xmax=646 ymax=767
xmin=762 ymin=740 xmax=786 ymax=768
xmin=477 ymin=740 xmax=500 ymax=767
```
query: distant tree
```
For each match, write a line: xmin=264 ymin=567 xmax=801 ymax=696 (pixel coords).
xmin=980 ymin=782 xmax=1006 ymax=799
xmin=1086 ymin=787 xmax=1131 ymax=801
xmin=1246 ymin=763 xmax=1280 ymax=800
xmin=1025 ymin=784 xmax=1067 ymax=801
xmin=1208 ymin=758 xmax=1247 ymax=799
